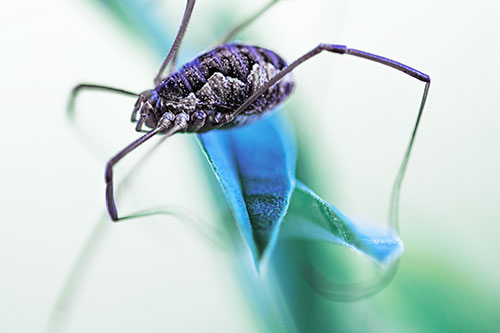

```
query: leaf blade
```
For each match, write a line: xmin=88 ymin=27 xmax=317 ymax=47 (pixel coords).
xmin=283 ymin=181 xmax=404 ymax=267
xmin=198 ymin=112 xmax=296 ymax=264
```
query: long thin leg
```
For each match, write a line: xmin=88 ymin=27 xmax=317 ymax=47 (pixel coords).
xmin=389 ymin=81 xmax=429 ymax=230
xmin=154 ymin=0 xmax=196 ymax=85
xmin=218 ymin=0 xmax=280 ymax=45
xmin=232 ymin=44 xmax=429 ymax=119
xmin=229 ymin=43 xmax=430 ymax=227
xmin=105 ymin=126 xmax=164 ymax=221
xmin=166 ymin=0 xmax=279 ymax=76
xmin=105 ymin=113 xmax=189 ymax=221
xmin=67 ymin=83 xmax=138 ymax=120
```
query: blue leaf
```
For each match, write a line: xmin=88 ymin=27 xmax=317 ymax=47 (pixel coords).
xmin=283 ymin=181 xmax=403 ymax=267
xmin=198 ymin=112 xmax=296 ymax=264
xmin=96 ymin=0 xmax=404 ymax=269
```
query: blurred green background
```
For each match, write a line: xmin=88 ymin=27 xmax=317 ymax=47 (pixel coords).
xmin=1 ymin=0 xmax=499 ymax=331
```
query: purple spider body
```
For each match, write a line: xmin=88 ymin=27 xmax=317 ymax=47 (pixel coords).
xmin=72 ymin=0 xmax=430 ymax=221
xmin=135 ymin=43 xmax=295 ymax=133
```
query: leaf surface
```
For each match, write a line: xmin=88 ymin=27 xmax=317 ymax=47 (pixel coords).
xmin=198 ymin=113 xmax=296 ymax=263
xmin=284 ymin=181 xmax=403 ymax=267
xmin=98 ymin=0 xmax=404 ymax=268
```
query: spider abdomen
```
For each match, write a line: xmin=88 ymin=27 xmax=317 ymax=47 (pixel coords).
xmin=155 ymin=43 xmax=295 ymax=132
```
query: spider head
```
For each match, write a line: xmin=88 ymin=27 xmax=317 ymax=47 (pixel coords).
xmin=131 ymin=89 xmax=162 ymax=131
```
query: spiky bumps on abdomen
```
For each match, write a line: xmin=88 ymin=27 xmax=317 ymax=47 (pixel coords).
xmin=158 ymin=44 xmax=295 ymax=128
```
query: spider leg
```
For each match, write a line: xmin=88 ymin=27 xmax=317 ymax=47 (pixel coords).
xmin=155 ymin=0 xmax=196 ymax=85
xmin=66 ymin=83 xmax=140 ymax=159
xmin=105 ymin=113 xmax=189 ymax=221
xmin=67 ymin=83 xmax=138 ymax=121
xmin=166 ymin=0 xmax=280 ymax=76
xmin=230 ymin=44 xmax=430 ymax=227
xmin=232 ymin=44 xmax=429 ymax=120
xmin=218 ymin=0 xmax=280 ymax=45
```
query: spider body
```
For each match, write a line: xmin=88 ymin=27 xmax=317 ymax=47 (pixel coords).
xmin=69 ymin=0 xmax=430 ymax=221
xmin=136 ymin=44 xmax=294 ymax=133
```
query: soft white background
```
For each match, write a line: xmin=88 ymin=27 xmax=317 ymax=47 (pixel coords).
xmin=1 ymin=0 xmax=499 ymax=331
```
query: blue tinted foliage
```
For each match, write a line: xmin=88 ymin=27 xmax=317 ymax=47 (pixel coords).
xmin=98 ymin=0 xmax=404 ymax=267
xmin=285 ymin=182 xmax=403 ymax=267
xmin=199 ymin=113 xmax=296 ymax=263
xmin=200 ymin=113 xmax=403 ymax=266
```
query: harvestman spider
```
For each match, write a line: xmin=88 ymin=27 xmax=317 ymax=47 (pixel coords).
xmin=68 ymin=0 xmax=430 ymax=222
